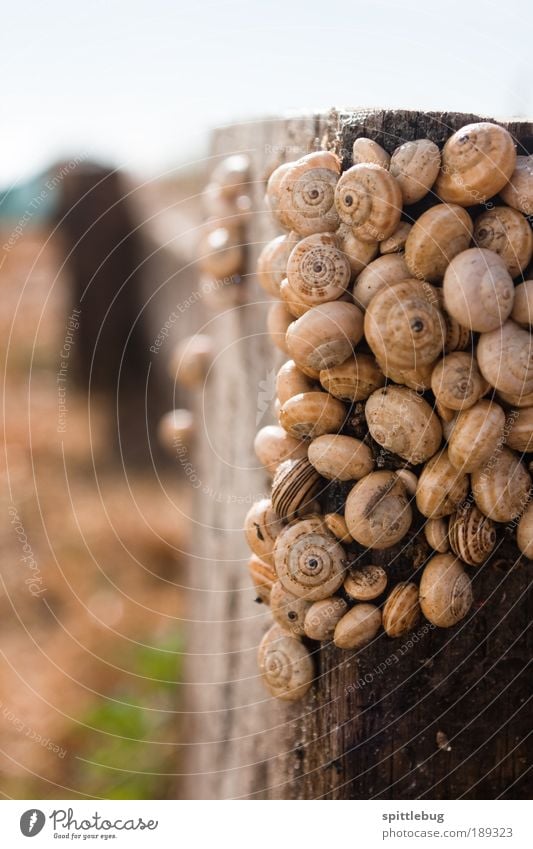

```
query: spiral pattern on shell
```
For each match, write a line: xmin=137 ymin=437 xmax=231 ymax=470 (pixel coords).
xmin=274 ymin=520 xmax=346 ymax=600
xmin=448 ymin=502 xmax=497 ymax=566
xmin=286 ymin=233 xmax=350 ymax=305
xmin=334 ymin=163 xmax=402 ymax=243
xmin=277 ymin=152 xmax=341 ymax=235
xmin=258 ymin=625 xmax=314 ymax=701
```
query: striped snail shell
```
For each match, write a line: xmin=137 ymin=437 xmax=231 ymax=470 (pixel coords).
xmin=277 ymin=151 xmax=341 ymax=235
xmin=500 ymin=155 xmax=533 ymax=216
xmin=270 ymin=581 xmax=313 ymax=636
xmin=352 ymin=137 xmax=390 ymax=169
xmin=352 ymin=253 xmax=410 ymax=310
xmin=257 ymin=232 xmax=300 ymax=297
xmin=304 ymin=596 xmax=349 ymax=640
xmin=448 ymin=502 xmax=497 ymax=566
xmin=345 ymin=470 xmax=413 ymax=549
xmin=405 ymin=203 xmax=473 ymax=284
xmin=505 ymin=407 xmax=533 ymax=453
xmin=344 ymin=564 xmax=388 ymax=601
xmin=365 ymin=385 xmax=442 ymax=464
xmin=333 ymin=603 xmax=382 ymax=650
xmin=380 ymin=221 xmax=412 ymax=254
xmin=419 ymin=554 xmax=473 ymax=627
xmin=389 ymin=138 xmax=441 ymax=204
xmin=244 ymin=498 xmax=284 ymax=566
xmin=472 ymin=446 xmax=531 ymax=522
xmin=247 ymin=554 xmax=277 ymax=604
xmin=517 ymin=501 xmax=533 ymax=559
xmin=474 ymin=206 xmax=533 ymax=278
xmin=319 ymin=353 xmax=385 ymax=402
xmin=336 ymin=223 xmax=379 ymax=274
xmin=334 ymin=163 xmax=403 ymax=243
xmin=382 ymin=582 xmax=421 ymax=637
xmin=258 ymin=624 xmax=314 ymax=701
xmin=443 ymin=248 xmax=514 ymax=333
xmin=431 ymin=352 xmax=489 ymax=411
xmin=435 ymin=122 xmax=516 ymax=206
xmin=274 ymin=518 xmax=346 ymax=601
xmin=279 ymin=391 xmax=347 ymax=440
xmin=271 ymin=457 xmax=323 ymax=520
xmin=286 ymin=233 xmax=350 ymax=305
xmin=477 ymin=320 xmax=533 ymax=395
xmin=416 ymin=449 xmax=470 ymax=519
xmin=447 ymin=400 xmax=506 ymax=473
xmin=424 ymin=517 xmax=450 ymax=553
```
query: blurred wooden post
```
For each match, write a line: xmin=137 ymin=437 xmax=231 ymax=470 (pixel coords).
xmin=184 ymin=111 xmax=533 ymax=800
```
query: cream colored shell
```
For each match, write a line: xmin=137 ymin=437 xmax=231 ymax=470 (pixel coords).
xmin=477 ymin=320 xmax=533 ymax=395
xmin=280 ymin=391 xmax=346 ymax=440
xmin=334 ymin=163 xmax=402 ymax=243
xmin=304 ymin=596 xmax=349 ymax=640
xmin=380 ymin=222 xmax=412 ymax=254
xmin=270 ymin=581 xmax=312 ymax=636
xmin=254 ymin=425 xmax=308 ymax=476
xmin=344 ymin=565 xmax=387 ymax=601
xmin=424 ymin=517 xmax=450 ymax=553
xmin=447 ymin=400 xmax=506 ymax=473
xmin=416 ymin=449 xmax=469 ymax=519
xmin=307 ymin=434 xmax=374 ymax=481
xmin=345 ymin=471 xmax=412 ymax=549
xmin=444 ymin=248 xmax=514 ymax=333
xmin=286 ymin=301 xmax=364 ymax=371
xmin=405 ymin=204 xmax=473 ymax=283
xmin=352 ymin=137 xmax=390 ymax=169
xmin=500 ymin=155 xmax=533 ymax=216
xmin=419 ymin=554 xmax=473 ymax=627
xmin=276 ymin=360 xmax=316 ymax=404
xmin=365 ymin=385 xmax=442 ymax=464
xmin=333 ymin=603 xmax=382 ymax=649
xmin=431 ymin=352 xmax=489 ymax=411
xmin=472 ymin=446 xmax=531 ymax=522
xmin=395 ymin=469 xmax=418 ymax=497
xmin=258 ymin=624 xmax=313 ymax=701
xmin=375 ymin=357 xmax=433 ymax=393
xmin=244 ymin=498 xmax=284 ymax=566
xmin=474 ymin=206 xmax=533 ymax=278
xmin=382 ymin=582 xmax=420 ymax=637
xmin=279 ymin=277 xmax=311 ymax=318
xmin=267 ymin=300 xmax=293 ymax=353
xmin=277 ymin=151 xmax=341 ymax=235
xmin=352 ymin=253 xmax=410 ymax=310
xmin=336 ymin=224 xmax=379 ymax=275
xmin=389 ymin=139 xmax=441 ymax=204
xmin=319 ymin=354 xmax=385 ymax=402
xmin=247 ymin=554 xmax=277 ymax=604
xmin=324 ymin=513 xmax=354 ymax=544
xmin=511 ymin=281 xmax=533 ymax=328
xmin=286 ymin=232 xmax=350 ymax=305
xmin=257 ymin=232 xmax=300 ymax=296
xmin=274 ymin=518 xmax=346 ymax=601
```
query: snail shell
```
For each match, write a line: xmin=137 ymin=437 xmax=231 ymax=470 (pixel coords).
xmin=517 ymin=500 xmax=533 ymax=559
xmin=474 ymin=206 xmax=533 ymax=278
xmin=389 ymin=139 xmax=441 ymax=204
xmin=304 ymin=596 xmax=349 ymax=640
xmin=352 ymin=137 xmax=390 ymax=169
xmin=276 ymin=360 xmax=316 ymax=404
xmin=320 ymin=353 xmax=385 ymax=402
xmin=344 ymin=564 xmax=387 ymax=601
xmin=169 ymin=334 xmax=213 ymax=389
xmin=375 ymin=357 xmax=434 ymax=392
xmin=382 ymin=582 xmax=421 ymax=637
xmin=511 ymin=280 xmax=533 ymax=329
xmin=380 ymin=221 xmax=412 ymax=254
xmin=254 ymin=425 xmax=308 ymax=477
xmin=395 ymin=469 xmax=418 ymax=496
xmin=274 ymin=518 xmax=346 ymax=600
xmin=158 ymin=409 xmax=194 ymax=453
xmin=416 ymin=449 xmax=470 ymax=519
xmin=198 ymin=226 xmax=243 ymax=278
xmin=365 ymin=279 xmax=446 ymax=370
xmin=365 ymin=385 xmax=442 ymax=464
xmin=308 ymin=434 xmax=374 ymax=481
xmin=443 ymin=248 xmax=514 ymax=333
xmin=244 ymin=498 xmax=284 ymax=566
xmin=345 ymin=470 xmax=413 ymax=549
xmin=405 ymin=203 xmax=473 ymax=283
xmin=277 ymin=151 xmax=341 ymax=235
xmin=419 ymin=554 xmax=473 ymax=627
xmin=352 ymin=253 xmax=410 ymax=310
xmin=447 ymin=400 xmax=506 ymax=473
xmin=286 ymin=301 xmax=364 ymax=371
xmin=267 ymin=300 xmax=293 ymax=353
xmin=477 ymin=320 xmax=533 ymax=395
xmin=280 ymin=391 xmax=346 ymax=440
xmin=257 ymin=232 xmax=300 ymax=297
xmin=505 ymin=407 xmax=533 ymax=452
xmin=448 ymin=501 xmax=497 ymax=566
xmin=279 ymin=277 xmax=311 ymax=318
xmin=333 ymin=603 xmax=382 ymax=650
xmin=258 ymin=624 xmax=314 ymax=701
xmin=271 ymin=457 xmax=323 ymax=520
xmin=286 ymin=233 xmax=350 ymax=305
xmin=334 ymin=163 xmax=403 ymax=243
xmin=324 ymin=512 xmax=354 ymax=544
xmin=271 ymin=581 xmax=312 ymax=636
xmin=431 ymin=352 xmax=489 ymax=411
xmin=435 ymin=122 xmax=516 ymax=206
xmin=432 ymin=289 xmax=472 ymax=353
xmin=248 ymin=554 xmax=277 ymax=604
xmin=472 ymin=446 xmax=531 ymax=522
xmin=265 ymin=161 xmax=293 ymax=218
xmin=497 ymin=387 xmax=533 ymax=408
xmin=424 ymin=517 xmax=450 ymax=553
xmin=336 ymin=223 xmax=379 ymax=274
xmin=499 ymin=155 xmax=533 ymax=216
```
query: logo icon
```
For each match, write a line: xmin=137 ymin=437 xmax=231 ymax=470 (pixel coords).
xmin=20 ymin=810 xmax=45 ymax=837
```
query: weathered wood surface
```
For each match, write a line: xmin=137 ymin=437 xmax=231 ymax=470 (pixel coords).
xmin=184 ymin=111 xmax=532 ymax=800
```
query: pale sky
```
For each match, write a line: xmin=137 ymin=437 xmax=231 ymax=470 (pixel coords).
xmin=2 ymin=0 xmax=532 ymax=185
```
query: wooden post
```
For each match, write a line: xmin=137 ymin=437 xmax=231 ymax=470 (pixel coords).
xmin=184 ymin=111 xmax=533 ymax=800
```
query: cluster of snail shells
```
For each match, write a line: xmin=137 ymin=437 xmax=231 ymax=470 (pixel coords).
xmin=246 ymin=125 xmax=533 ymax=702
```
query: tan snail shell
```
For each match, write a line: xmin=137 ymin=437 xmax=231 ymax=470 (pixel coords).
xmin=419 ymin=554 xmax=473 ymax=627
xmin=286 ymin=233 xmax=350 ymax=305
xmin=443 ymin=248 xmax=514 ymax=333
xmin=271 ymin=457 xmax=323 ymax=520
xmin=307 ymin=434 xmax=374 ymax=481
xmin=319 ymin=354 xmax=385 ymax=402
xmin=324 ymin=512 xmax=354 ymax=544
xmin=258 ymin=624 xmax=313 ymax=701
xmin=474 ymin=206 xmax=533 ymax=278
xmin=389 ymin=139 xmax=441 ymax=204
xmin=432 ymin=289 xmax=472 ymax=353
xmin=424 ymin=517 xmax=450 ymax=553
xmin=395 ymin=469 xmax=418 ymax=496
xmin=274 ymin=518 xmax=346 ymax=601
xmin=516 ymin=500 xmax=533 ymax=559
xmin=336 ymin=224 xmax=379 ymax=274
xmin=169 ymin=334 xmax=213 ymax=389
xmin=499 ymin=155 xmax=533 ymax=216
xmin=345 ymin=470 xmax=412 ymax=549
xmin=431 ymin=352 xmax=489 ymax=411
xmin=303 ymin=596 xmax=349 ymax=640
xmin=286 ymin=301 xmax=364 ymax=371
xmin=416 ymin=449 xmax=469 ymax=519
xmin=352 ymin=137 xmax=390 ymax=169
xmin=365 ymin=385 xmax=442 ymax=464
xmin=352 ymin=253 xmax=410 ymax=310
xmin=279 ymin=391 xmax=346 ymax=440
xmin=505 ymin=407 xmax=533 ymax=452
xmin=276 ymin=360 xmax=316 ymax=404
xmin=267 ymin=300 xmax=293 ymax=353
xmin=265 ymin=161 xmax=293 ymax=216
xmin=435 ymin=122 xmax=516 ymax=206
xmin=404 ymin=203 xmax=473 ymax=283
xmin=254 ymin=425 xmax=308 ymax=476
xmin=365 ymin=279 xmax=446 ymax=370
xmin=344 ymin=564 xmax=387 ymax=601
xmin=375 ymin=357 xmax=434 ymax=392
xmin=448 ymin=501 xmax=497 ymax=566
xmin=244 ymin=498 xmax=284 ymax=566
xmin=248 ymin=554 xmax=277 ymax=604
xmin=497 ymin=387 xmax=533 ymax=409
xmin=279 ymin=277 xmax=311 ymax=318
xmin=198 ymin=226 xmax=243 ymax=278
xmin=511 ymin=281 xmax=533 ymax=328
xmin=447 ymin=400 xmax=506 ymax=473
xmin=380 ymin=221 xmax=412 ymax=254
xmin=158 ymin=409 xmax=194 ymax=453
xmin=270 ymin=581 xmax=312 ymax=636
xmin=472 ymin=446 xmax=531 ymax=522
xmin=334 ymin=163 xmax=403 ymax=243
xmin=382 ymin=582 xmax=420 ymax=637
xmin=257 ymin=232 xmax=300 ymax=297
xmin=477 ymin=320 xmax=533 ymax=395
xmin=333 ymin=603 xmax=382 ymax=650
xmin=276 ymin=151 xmax=341 ymax=235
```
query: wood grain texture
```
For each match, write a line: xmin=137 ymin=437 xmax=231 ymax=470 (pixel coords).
xmin=184 ymin=110 xmax=532 ymax=800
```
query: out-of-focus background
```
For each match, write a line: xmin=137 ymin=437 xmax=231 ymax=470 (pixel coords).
xmin=0 ymin=0 xmax=531 ymax=799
